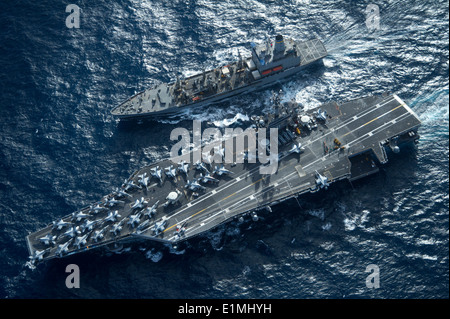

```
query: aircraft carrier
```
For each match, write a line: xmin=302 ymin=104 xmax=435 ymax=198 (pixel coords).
xmin=110 ymin=34 xmax=327 ymax=119
xmin=26 ymin=93 xmax=421 ymax=265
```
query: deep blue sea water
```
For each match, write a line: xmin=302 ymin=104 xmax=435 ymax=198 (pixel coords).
xmin=0 ymin=0 xmax=448 ymax=299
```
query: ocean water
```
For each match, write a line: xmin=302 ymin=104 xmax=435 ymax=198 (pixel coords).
xmin=0 ymin=0 xmax=448 ymax=299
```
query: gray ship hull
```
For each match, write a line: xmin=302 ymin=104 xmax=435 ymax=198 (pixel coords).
xmin=111 ymin=37 xmax=327 ymax=119
xmin=115 ymin=59 xmax=323 ymax=120
xmin=26 ymin=93 xmax=421 ymax=264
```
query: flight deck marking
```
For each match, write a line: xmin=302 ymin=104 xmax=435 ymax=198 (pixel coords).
xmin=345 ymin=112 xmax=412 ymax=149
xmin=303 ymin=97 xmax=396 ymax=147
xmin=165 ymin=155 xmax=295 ymax=225
xmin=164 ymin=165 xmax=262 ymax=221
xmin=324 ymin=170 xmax=333 ymax=182
xmin=283 ymin=177 xmax=301 ymax=208
xmin=304 ymin=111 xmax=411 ymax=171
xmin=181 ymin=168 xmax=294 ymax=236
xmin=393 ymin=94 xmax=418 ymax=121
xmin=165 ymin=101 xmax=413 ymax=237
xmin=180 ymin=173 xmax=301 ymax=239
xmin=163 ymin=176 xmax=265 ymax=233
xmin=164 ymin=159 xmax=293 ymax=235
xmin=342 ymin=103 xmax=404 ymax=138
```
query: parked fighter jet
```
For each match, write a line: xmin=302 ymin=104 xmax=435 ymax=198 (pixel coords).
xmin=185 ymin=179 xmax=206 ymax=192
xmin=143 ymin=200 xmax=159 ymax=218
xmin=150 ymin=166 xmax=163 ymax=183
xmin=62 ymin=226 xmax=81 ymax=239
xmin=199 ymin=172 xmax=219 ymax=184
xmin=113 ymin=187 xmax=132 ymax=198
xmin=29 ymin=248 xmax=49 ymax=262
xmin=127 ymin=212 xmax=142 ymax=228
xmin=39 ymin=234 xmax=56 ymax=246
xmin=315 ymin=108 xmax=327 ymax=122
xmin=288 ymin=142 xmax=305 ymax=155
xmin=135 ymin=219 xmax=151 ymax=234
xmin=202 ymin=152 xmax=214 ymax=165
xmin=174 ymin=223 xmax=186 ymax=238
xmin=194 ymin=160 xmax=209 ymax=173
xmin=103 ymin=210 xmax=121 ymax=223
xmin=315 ymin=170 xmax=330 ymax=190
xmin=89 ymin=204 xmax=108 ymax=214
xmin=81 ymin=219 xmax=99 ymax=232
xmin=164 ymin=165 xmax=177 ymax=179
xmin=92 ymin=225 xmax=109 ymax=242
xmin=177 ymin=161 xmax=189 ymax=175
xmin=137 ymin=173 xmax=150 ymax=189
xmin=104 ymin=197 xmax=125 ymax=207
xmin=110 ymin=218 xmax=126 ymax=236
xmin=52 ymin=219 xmax=71 ymax=230
xmin=71 ymin=211 xmax=90 ymax=222
xmin=131 ymin=197 xmax=148 ymax=210
xmin=153 ymin=217 xmax=168 ymax=235
xmin=212 ymin=165 xmax=233 ymax=176
xmin=122 ymin=178 xmax=141 ymax=191
xmin=73 ymin=233 xmax=89 ymax=249
xmin=55 ymin=239 xmax=73 ymax=257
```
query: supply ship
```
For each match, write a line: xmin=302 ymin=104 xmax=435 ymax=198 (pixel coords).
xmin=110 ymin=35 xmax=327 ymax=119
xmin=26 ymin=93 xmax=421 ymax=265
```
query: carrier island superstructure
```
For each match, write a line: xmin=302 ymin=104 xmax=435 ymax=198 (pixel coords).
xmin=110 ymin=35 xmax=327 ymax=119
xmin=26 ymin=93 xmax=421 ymax=264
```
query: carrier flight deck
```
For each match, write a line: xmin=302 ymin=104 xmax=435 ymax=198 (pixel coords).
xmin=26 ymin=93 xmax=421 ymax=264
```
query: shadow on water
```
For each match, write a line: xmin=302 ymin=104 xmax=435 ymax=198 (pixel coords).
xmin=107 ymin=118 xmax=191 ymax=153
